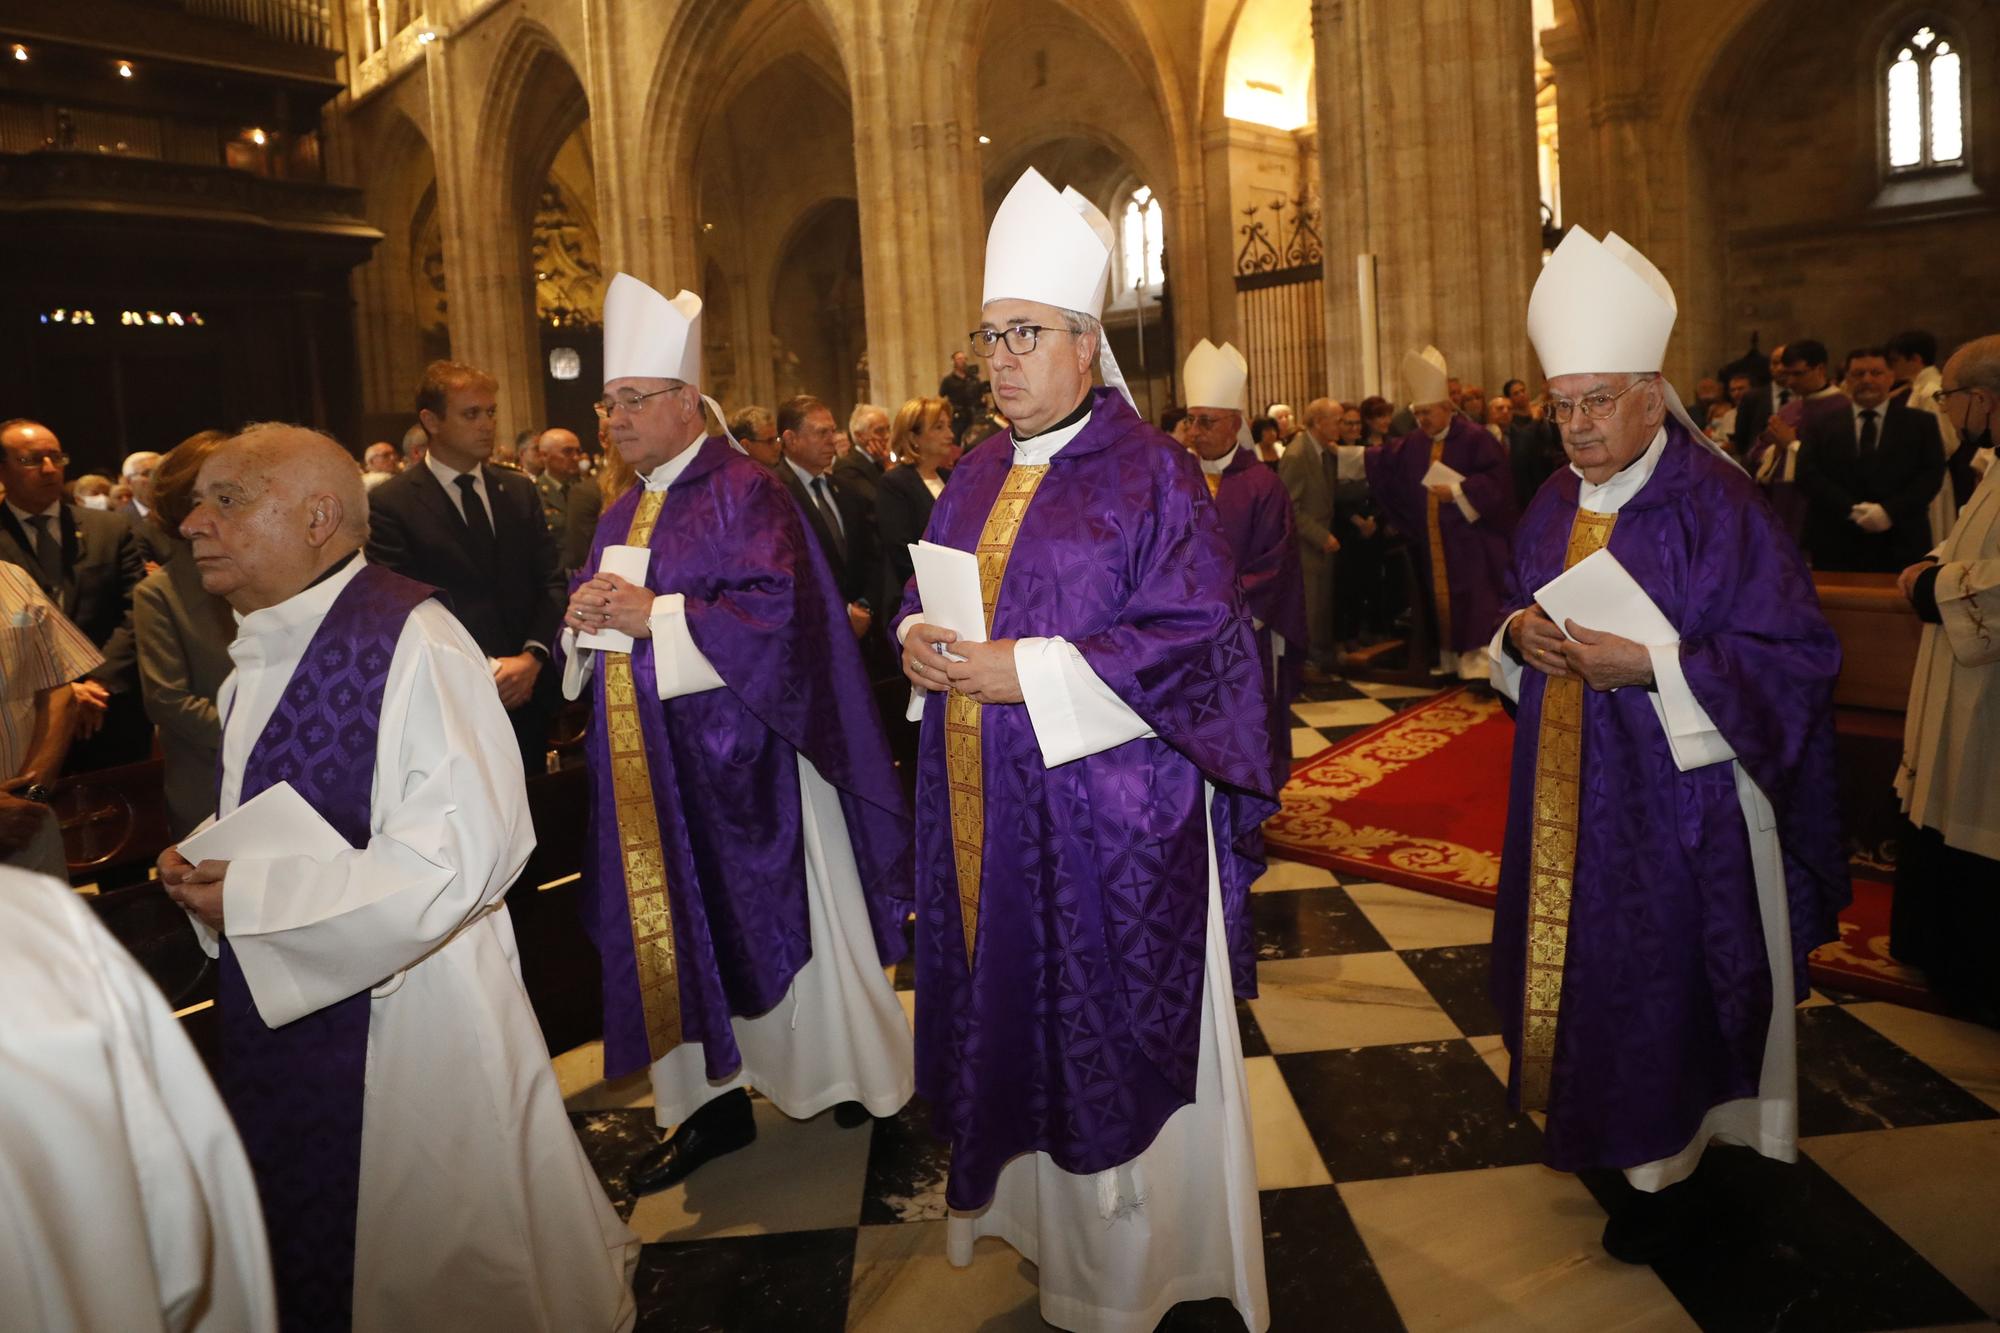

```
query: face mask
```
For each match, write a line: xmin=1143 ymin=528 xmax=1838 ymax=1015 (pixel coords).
xmin=80 ymin=495 xmax=110 ymax=510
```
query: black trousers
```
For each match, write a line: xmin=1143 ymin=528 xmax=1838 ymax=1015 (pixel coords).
xmin=1890 ymin=820 xmax=2000 ymax=1026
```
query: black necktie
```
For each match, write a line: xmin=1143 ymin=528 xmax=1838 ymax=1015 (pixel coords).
xmin=455 ymin=474 xmax=495 ymax=552
xmin=811 ymin=476 xmax=847 ymax=560
xmin=1778 ymin=388 xmax=1792 ymax=407
xmin=1857 ymin=409 xmax=1878 ymax=455
xmin=27 ymin=514 xmax=62 ymax=588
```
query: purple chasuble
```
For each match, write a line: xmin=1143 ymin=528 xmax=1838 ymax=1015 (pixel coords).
xmin=1366 ymin=415 xmax=1517 ymax=652
xmin=566 ymin=437 xmax=912 ymax=1083
xmin=1489 ymin=421 xmax=1849 ymax=1172
xmin=217 ymin=562 xmax=435 ymax=1333
xmin=1212 ymin=445 xmax=1307 ymax=788
xmin=893 ymin=388 xmax=1281 ymax=1209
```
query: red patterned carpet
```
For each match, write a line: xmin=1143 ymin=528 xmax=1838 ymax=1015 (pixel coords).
xmin=1268 ymin=687 xmax=1933 ymax=1009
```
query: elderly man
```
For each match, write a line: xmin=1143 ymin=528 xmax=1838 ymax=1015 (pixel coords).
xmin=399 ymin=422 xmax=427 ymax=468
xmin=118 ymin=449 xmax=171 ymax=564
xmin=1488 ymin=230 xmax=1848 ymax=1263
xmin=1187 ymin=338 xmax=1305 ymax=785
xmin=161 ymin=423 xmax=636 ymax=1330
xmin=559 ymin=274 xmax=913 ymax=1194
xmin=1268 ymin=401 xmax=1299 ymax=449
xmin=1367 ymin=347 xmax=1516 ymax=679
xmin=1278 ymin=397 xmax=1342 ymax=680
xmin=897 ymin=167 xmax=1277 ymax=1332
xmin=0 ymin=419 xmax=142 ymax=767
xmin=1893 ymin=333 xmax=2000 ymax=1026
xmin=535 ymin=426 xmax=584 ymax=533
xmin=361 ymin=441 xmax=400 ymax=491
xmin=835 ymin=401 xmax=892 ymax=506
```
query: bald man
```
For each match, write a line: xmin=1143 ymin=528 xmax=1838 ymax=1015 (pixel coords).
xmin=161 ymin=424 xmax=636 ymax=1331
xmin=535 ymin=427 xmax=583 ymax=533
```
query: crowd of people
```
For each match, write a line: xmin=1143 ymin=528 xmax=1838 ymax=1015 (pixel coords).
xmin=2 ymin=171 xmax=1996 ymax=1333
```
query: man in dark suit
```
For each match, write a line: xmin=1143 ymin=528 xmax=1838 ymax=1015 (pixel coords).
xmin=0 ymin=419 xmax=148 ymax=768
xmin=1795 ymin=347 xmax=1946 ymax=573
xmin=366 ymin=362 xmax=565 ymax=773
xmin=774 ymin=394 xmax=878 ymax=645
xmin=833 ymin=403 xmax=890 ymax=508
xmin=1729 ymin=343 xmax=1787 ymax=457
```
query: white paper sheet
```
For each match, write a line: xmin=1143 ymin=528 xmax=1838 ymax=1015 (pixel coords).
xmin=910 ymin=541 xmax=984 ymax=662
xmin=576 ymin=544 xmax=652 ymax=653
xmin=1420 ymin=459 xmax=1466 ymax=489
xmin=1534 ymin=547 xmax=1679 ymax=645
xmin=178 ymin=780 xmax=349 ymax=864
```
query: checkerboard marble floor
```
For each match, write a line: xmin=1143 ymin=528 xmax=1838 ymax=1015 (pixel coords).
xmin=554 ymin=678 xmax=2000 ymax=1333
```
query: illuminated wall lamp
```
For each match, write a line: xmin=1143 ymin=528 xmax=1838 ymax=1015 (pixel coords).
xmin=249 ymin=128 xmax=267 ymax=146
xmin=116 ymin=59 xmax=133 ymax=78
xmin=10 ymin=44 xmax=28 ymax=62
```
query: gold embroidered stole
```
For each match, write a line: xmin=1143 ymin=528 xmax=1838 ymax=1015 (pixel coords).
xmin=1425 ymin=438 xmax=1453 ymax=650
xmin=1204 ymin=471 xmax=1222 ymax=498
xmin=602 ymin=490 xmax=683 ymax=1062
xmin=1519 ymin=507 xmax=1619 ymax=1110
xmin=944 ymin=463 xmax=1050 ymax=967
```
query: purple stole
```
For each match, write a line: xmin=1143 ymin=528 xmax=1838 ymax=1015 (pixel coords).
xmin=216 ymin=563 xmax=434 ymax=1332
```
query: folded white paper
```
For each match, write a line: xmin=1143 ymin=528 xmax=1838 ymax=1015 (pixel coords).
xmin=1534 ymin=547 xmax=1679 ymax=645
xmin=178 ymin=780 xmax=350 ymax=864
xmin=1420 ymin=459 xmax=1466 ymax=489
xmin=910 ymin=541 xmax=985 ymax=662
xmin=577 ymin=544 xmax=653 ymax=652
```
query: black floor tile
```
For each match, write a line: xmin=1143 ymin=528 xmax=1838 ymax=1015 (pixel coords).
xmin=1277 ymin=1040 xmax=1544 ymax=1182
xmin=1260 ymin=1184 xmax=1407 ymax=1333
xmin=1296 ymin=678 xmax=1367 ymax=703
xmin=857 ymin=1094 xmax=952 ymax=1226
xmin=633 ymin=1229 xmax=857 ymax=1333
xmin=1796 ymin=1005 xmax=2000 ymax=1136
xmin=571 ymin=1108 xmax=661 ymax=1221
xmin=1617 ymin=1146 xmax=1988 ymax=1333
xmin=1252 ymin=886 xmax=1391 ymax=960
xmin=1153 ymin=1297 xmax=1250 ymax=1331
xmin=1237 ymin=999 xmax=1271 ymax=1059
xmin=1398 ymin=945 xmax=1500 ymax=1038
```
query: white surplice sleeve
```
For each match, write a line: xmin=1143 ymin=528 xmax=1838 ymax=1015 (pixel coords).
xmin=559 ymin=625 xmax=594 ymax=700
xmin=220 ymin=603 xmax=536 ymax=1029
xmin=1015 ymin=636 xmax=1157 ymax=766
xmin=1645 ymin=642 xmax=1737 ymax=771
xmin=1935 ymin=556 xmax=2000 ymax=668
xmin=1488 ymin=611 xmax=1527 ymax=702
xmin=645 ymin=592 xmax=728 ymax=699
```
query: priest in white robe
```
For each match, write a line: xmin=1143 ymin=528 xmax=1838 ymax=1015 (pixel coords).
xmin=161 ymin=425 xmax=637 ymax=1331
xmin=0 ymin=868 xmax=274 ymax=1333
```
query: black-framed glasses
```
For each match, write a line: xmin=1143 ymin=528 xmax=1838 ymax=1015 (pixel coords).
xmin=1934 ymin=385 xmax=1977 ymax=404
xmin=593 ymin=384 xmax=684 ymax=418
xmin=1546 ymin=379 xmax=1650 ymax=424
xmin=968 ymin=325 xmax=1070 ymax=357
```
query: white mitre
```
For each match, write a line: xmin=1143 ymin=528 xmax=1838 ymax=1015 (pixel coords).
xmin=982 ymin=168 xmax=1134 ymax=409
xmin=1184 ymin=338 xmax=1252 ymax=446
xmin=601 ymin=272 xmax=742 ymax=449
xmin=1401 ymin=345 xmax=1450 ymax=410
xmin=1528 ymin=228 xmax=1730 ymax=461
xmin=1528 ymin=228 xmax=1675 ymax=377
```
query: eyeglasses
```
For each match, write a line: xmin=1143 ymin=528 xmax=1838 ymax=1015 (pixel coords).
xmin=968 ymin=325 xmax=1070 ymax=357
xmin=5 ymin=451 xmax=67 ymax=471
xmin=593 ymin=384 xmax=684 ymax=418
xmin=1186 ymin=413 xmax=1232 ymax=432
xmin=1545 ymin=379 xmax=1649 ymax=424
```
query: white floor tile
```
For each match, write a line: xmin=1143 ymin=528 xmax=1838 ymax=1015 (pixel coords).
xmin=1292 ymin=699 xmax=1396 ymax=729
xmin=1345 ymin=880 xmax=1496 ymax=950
xmin=1249 ymin=952 xmax=1462 ymax=1052
xmin=1844 ymin=1002 xmax=2000 ymax=1112
xmin=1251 ymin=857 xmax=1340 ymax=893
xmin=626 ymin=1098 xmax=875 ymax=1242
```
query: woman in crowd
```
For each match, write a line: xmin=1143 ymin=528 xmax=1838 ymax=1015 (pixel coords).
xmin=131 ymin=430 xmax=236 ymax=836
xmin=875 ymin=395 xmax=958 ymax=613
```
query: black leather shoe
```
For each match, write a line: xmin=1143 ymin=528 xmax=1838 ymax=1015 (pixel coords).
xmin=832 ymin=1100 xmax=872 ymax=1129
xmin=627 ymin=1090 xmax=757 ymax=1196
xmin=1601 ymin=1177 xmax=1705 ymax=1264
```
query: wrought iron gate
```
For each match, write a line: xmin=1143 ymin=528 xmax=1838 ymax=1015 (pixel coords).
xmin=1234 ymin=196 xmax=1324 ymax=417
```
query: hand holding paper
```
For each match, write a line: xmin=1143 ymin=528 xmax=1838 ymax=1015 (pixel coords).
xmin=577 ymin=545 xmax=652 ymax=652
xmin=909 ymin=540 xmax=985 ymax=663
xmin=1420 ymin=459 xmax=1466 ymax=489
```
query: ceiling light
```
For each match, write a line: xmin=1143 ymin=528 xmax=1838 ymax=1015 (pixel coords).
xmin=249 ymin=128 xmax=267 ymax=145
xmin=10 ymin=44 xmax=27 ymax=62
xmin=977 ymin=134 xmax=991 ymax=145
xmin=116 ymin=60 xmax=133 ymax=78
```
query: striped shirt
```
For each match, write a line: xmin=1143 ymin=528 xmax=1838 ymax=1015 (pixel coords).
xmin=0 ymin=564 xmax=104 ymax=780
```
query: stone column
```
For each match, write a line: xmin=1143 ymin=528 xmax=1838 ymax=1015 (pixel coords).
xmin=1313 ymin=0 xmax=1540 ymax=399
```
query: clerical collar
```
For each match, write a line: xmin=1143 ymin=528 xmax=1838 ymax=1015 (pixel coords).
xmin=1573 ymin=425 xmax=1668 ymax=515
xmin=1199 ymin=445 xmax=1239 ymax=476
xmin=234 ymin=548 xmax=367 ymax=634
xmin=306 ymin=549 xmax=360 ymax=592
xmin=643 ymin=438 xmax=706 ymax=492
xmin=1012 ymin=394 xmax=1094 ymax=465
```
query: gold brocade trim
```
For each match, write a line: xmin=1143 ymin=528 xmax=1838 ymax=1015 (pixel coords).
xmin=1519 ymin=508 xmax=1618 ymax=1110
xmin=605 ymin=490 xmax=683 ymax=1062
xmin=1425 ymin=439 xmax=1452 ymax=657
xmin=944 ymin=463 xmax=1050 ymax=968
xmin=1204 ymin=472 xmax=1222 ymax=498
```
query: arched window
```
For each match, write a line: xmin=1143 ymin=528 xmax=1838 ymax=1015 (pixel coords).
xmin=1120 ymin=186 xmax=1165 ymax=293
xmin=1885 ymin=21 xmax=1966 ymax=173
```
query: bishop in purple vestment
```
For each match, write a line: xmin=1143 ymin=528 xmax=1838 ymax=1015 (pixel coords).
xmin=1368 ymin=356 xmax=1516 ymax=678
xmin=561 ymin=273 xmax=914 ymax=1197
xmin=1491 ymin=228 xmax=1849 ymax=1266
